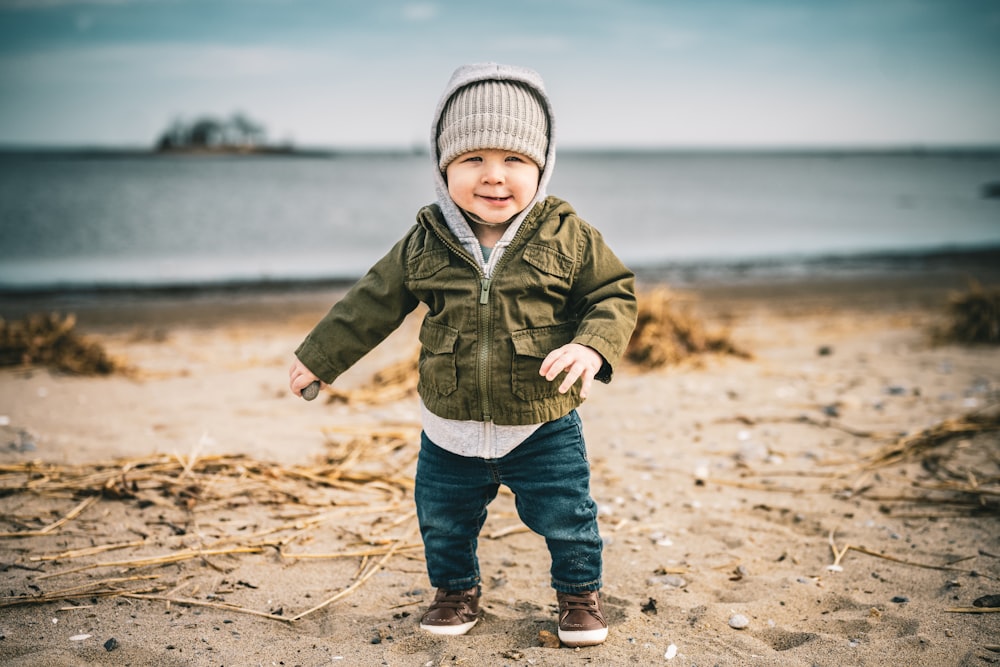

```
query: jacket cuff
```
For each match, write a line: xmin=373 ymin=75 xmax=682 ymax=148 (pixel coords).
xmin=594 ymin=359 xmax=613 ymax=384
xmin=572 ymin=333 xmax=618 ymax=384
xmin=294 ymin=337 xmax=343 ymax=384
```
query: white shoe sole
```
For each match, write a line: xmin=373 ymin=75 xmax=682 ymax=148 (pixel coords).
xmin=558 ymin=626 xmax=608 ymax=647
xmin=419 ymin=618 xmax=478 ymax=636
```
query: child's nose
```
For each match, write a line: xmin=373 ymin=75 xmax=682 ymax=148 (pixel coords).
xmin=481 ymin=161 xmax=505 ymax=183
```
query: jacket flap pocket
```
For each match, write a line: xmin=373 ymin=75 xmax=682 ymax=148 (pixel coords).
xmin=522 ymin=244 xmax=573 ymax=278
xmin=419 ymin=320 xmax=459 ymax=354
xmin=511 ymin=323 xmax=576 ymax=359
xmin=408 ymin=249 xmax=451 ymax=280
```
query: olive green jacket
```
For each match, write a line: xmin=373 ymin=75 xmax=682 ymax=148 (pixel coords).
xmin=295 ymin=195 xmax=637 ymax=425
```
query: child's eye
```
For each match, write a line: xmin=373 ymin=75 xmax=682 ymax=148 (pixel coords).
xmin=505 ymin=155 xmax=523 ymax=163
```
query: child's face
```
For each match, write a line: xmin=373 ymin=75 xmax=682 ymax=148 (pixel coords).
xmin=445 ymin=149 xmax=540 ymax=224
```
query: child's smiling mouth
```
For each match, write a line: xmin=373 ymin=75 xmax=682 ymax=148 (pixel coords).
xmin=479 ymin=194 xmax=512 ymax=203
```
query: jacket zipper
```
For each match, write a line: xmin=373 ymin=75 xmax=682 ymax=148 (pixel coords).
xmin=473 ymin=217 xmax=530 ymax=421
xmin=478 ymin=277 xmax=492 ymax=420
xmin=423 ymin=225 xmax=494 ymax=420
xmin=426 ymin=208 xmax=534 ymax=422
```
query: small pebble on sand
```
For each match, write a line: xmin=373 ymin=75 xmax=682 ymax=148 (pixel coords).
xmin=729 ymin=614 xmax=750 ymax=629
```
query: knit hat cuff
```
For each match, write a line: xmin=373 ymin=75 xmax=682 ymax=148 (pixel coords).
xmin=438 ymin=116 xmax=548 ymax=171
xmin=437 ymin=80 xmax=549 ymax=171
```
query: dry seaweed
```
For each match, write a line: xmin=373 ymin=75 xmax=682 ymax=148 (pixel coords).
xmin=0 ymin=426 xmax=423 ymax=621
xmin=324 ymin=349 xmax=420 ymax=405
xmin=936 ymin=281 xmax=1000 ymax=345
xmin=860 ymin=405 xmax=1000 ymax=472
xmin=625 ymin=287 xmax=750 ymax=369
xmin=827 ymin=529 xmax=993 ymax=580
xmin=0 ymin=313 xmax=123 ymax=375
xmin=0 ymin=427 xmax=419 ymax=512
xmin=721 ymin=404 xmax=1000 ymax=517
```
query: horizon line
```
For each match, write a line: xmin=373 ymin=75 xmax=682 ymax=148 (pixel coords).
xmin=2 ymin=142 xmax=1000 ymax=156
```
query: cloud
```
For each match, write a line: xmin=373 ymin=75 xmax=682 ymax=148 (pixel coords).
xmin=75 ymin=13 xmax=96 ymax=32
xmin=0 ymin=0 xmax=133 ymax=8
xmin=401 ymin=2 xmax=437 ymax=21
xmin=0 ymin=42 xmax=340 ymax=84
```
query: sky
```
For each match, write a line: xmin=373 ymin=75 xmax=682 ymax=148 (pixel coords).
xmin=0 ymin=0 xmax=999 ymax=150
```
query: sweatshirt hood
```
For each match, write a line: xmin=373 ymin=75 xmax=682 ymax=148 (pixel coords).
xmin=429 ymin=63 xmax=556 ymax=273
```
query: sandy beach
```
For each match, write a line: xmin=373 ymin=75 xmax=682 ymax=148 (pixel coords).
xmin=1 ymin=265 xmax=998 ymax=666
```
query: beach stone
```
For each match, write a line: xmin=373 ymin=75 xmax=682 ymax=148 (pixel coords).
xmin=103 ymin=637 xmax=119 ymax=651
xmin=891 ymin=595 xmax=909 ymax=604
xmin=538 ymin=630 xmax=561 ymax=648
xmin=648 ymin=574 xmax=687 ymax=588
xmin=729 ymin=614 xmax=750 ymax=629
xmin=973 ymin=594 xmax=1000 ymax=608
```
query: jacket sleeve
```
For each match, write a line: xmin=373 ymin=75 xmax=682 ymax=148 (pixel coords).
xmin=569 ymin=221 xmax=638 ymax=383
xmin=294 ymin=231 xmax=420 ymax=384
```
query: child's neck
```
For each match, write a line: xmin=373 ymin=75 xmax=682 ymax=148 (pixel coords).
xmin=471 ymin=220 xmax=510 ymax=248
xmin=463 ymin=211 xmax=512 ymax=248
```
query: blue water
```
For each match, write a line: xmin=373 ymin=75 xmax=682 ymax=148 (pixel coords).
xmin=1 ymin=150 xmax=998 ymax=291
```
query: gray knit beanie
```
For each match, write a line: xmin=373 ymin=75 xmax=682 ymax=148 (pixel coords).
xmin=437 ymin=79 xmax=548 ymax=171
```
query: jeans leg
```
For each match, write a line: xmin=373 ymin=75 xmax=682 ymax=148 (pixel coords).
xmin=415 ymin=432 xmax=499 ymax=590
xmin=498 ymin=411 xmax=603 ymax=593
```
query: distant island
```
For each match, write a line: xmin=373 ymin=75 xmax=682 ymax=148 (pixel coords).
xmin=155 ymin=112 xmax=311 ymax=155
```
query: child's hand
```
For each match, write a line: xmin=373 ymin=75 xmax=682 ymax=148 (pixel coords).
xmin=539 ymin=343 xmax=603 ymax=399
xmin=288 ymin=358 xmax=323 ymax=398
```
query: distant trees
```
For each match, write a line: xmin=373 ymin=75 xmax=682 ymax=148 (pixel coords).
xmin=156 ymin=112 xmax=269 ymax=152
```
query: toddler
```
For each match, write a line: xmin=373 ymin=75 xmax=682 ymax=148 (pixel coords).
xmin=289 ymin=62 xmax=637 ymax=647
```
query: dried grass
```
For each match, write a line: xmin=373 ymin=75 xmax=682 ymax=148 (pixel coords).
xmin=324 ymin=349 xmax=419 ymax=405
xmin=625 ymin=287 xmax=750 ymax=369
xmin=859 ymin=405 xmax=1000 ymax=473
xmin=0 ymin=425 xmax=423 ymax=621
xmin=0 ymin=313 xmax=124 ymax=375
xmin=936 ymin=281 xmax=1000 ymax=345
xmin=714 ymin=404 xmax=1000 ymax=517
xmin=710 ymin=406 xmax=1000 ymax=582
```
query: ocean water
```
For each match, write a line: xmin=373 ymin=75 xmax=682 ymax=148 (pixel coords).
xmin=1 ymin=150 xmax=998 ymax=292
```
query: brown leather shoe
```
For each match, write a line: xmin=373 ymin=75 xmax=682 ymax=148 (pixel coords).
xmin=419 ymin=586 xmax=481 ymax=635
xmin=556 ymin=590 xmax=608 ymax=647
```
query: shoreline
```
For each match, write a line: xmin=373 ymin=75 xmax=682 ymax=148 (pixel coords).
xmin=2 ymin=246 xmax=998 ymax=330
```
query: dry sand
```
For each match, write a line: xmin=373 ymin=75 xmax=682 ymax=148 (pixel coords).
xmin=1 ymin=269 xmax=998 ymax=666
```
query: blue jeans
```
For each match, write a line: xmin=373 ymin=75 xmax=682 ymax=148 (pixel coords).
xmin=414 ymin=410 xmax=602 ymax=594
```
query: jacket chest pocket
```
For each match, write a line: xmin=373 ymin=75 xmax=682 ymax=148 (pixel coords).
xmin=418 ymin=319 xmax=459 ymax=396
xmin=407 ymin=248 xmax=453 ymax=293
xmin=510 ymin=323 xmax=576 ymax=401
xmin=522 ymin=243 xmax=573 ymax=281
